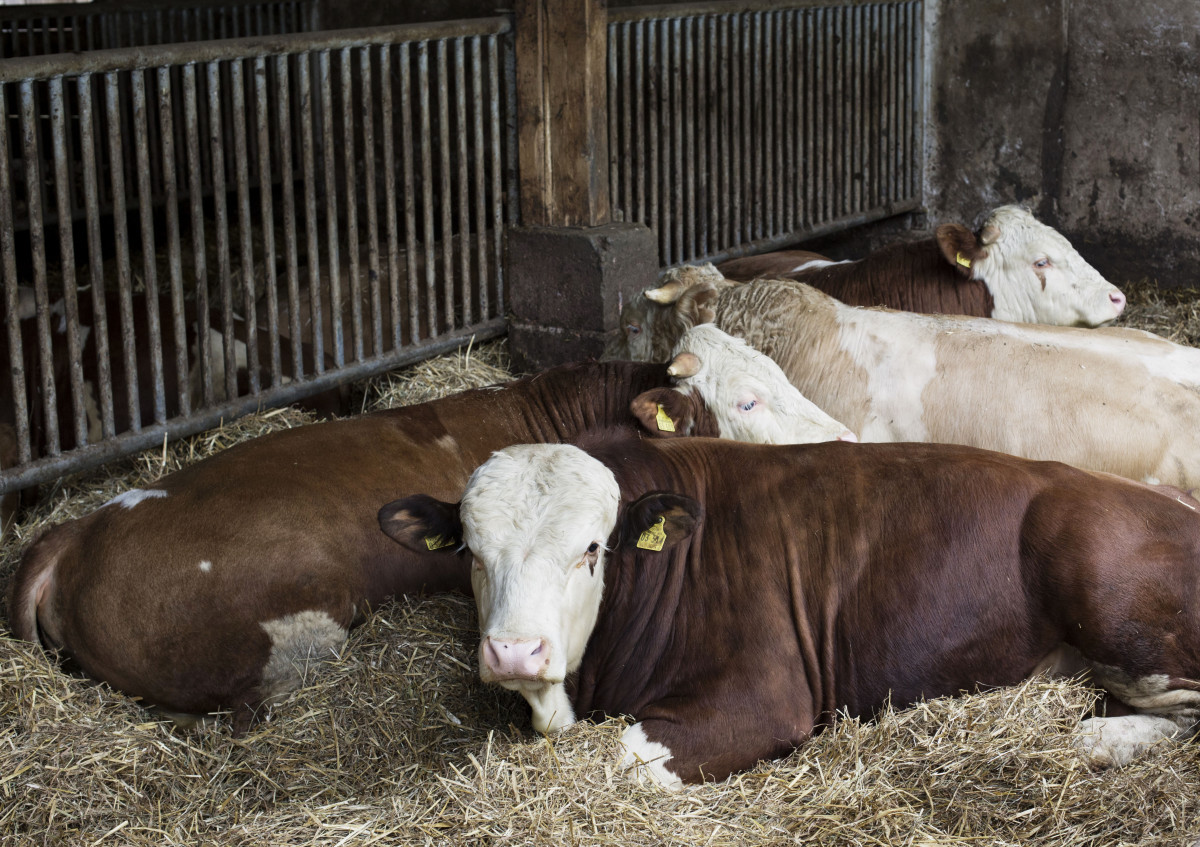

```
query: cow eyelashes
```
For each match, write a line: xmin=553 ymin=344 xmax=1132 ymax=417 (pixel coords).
xmin=1034 ymin=258 xmax=1050 ymax=269
xmin=587 ymin=542 xmax=599 ymax=553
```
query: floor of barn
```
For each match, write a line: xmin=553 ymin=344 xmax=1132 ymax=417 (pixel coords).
xmin=1 ymin=280 xmax=1198 ymax=846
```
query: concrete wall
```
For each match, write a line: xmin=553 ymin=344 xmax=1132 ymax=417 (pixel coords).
xmin=926 ymin=0 xmax=1200 ymax=287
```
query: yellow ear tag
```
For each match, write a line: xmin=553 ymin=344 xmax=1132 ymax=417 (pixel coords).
xmin=424 ymin=534 xmax=455 ymax=551
xmin=655 ymin=405 xmax=676 ymax=433
xmin=637 ymin=516 xmax=667 ymax=551
xmin=955 ymin=251 xmax=972 ymax=269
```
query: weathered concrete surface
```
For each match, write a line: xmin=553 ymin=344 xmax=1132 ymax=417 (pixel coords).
xmin=925 ymin=0 xmax=1200 ymax=287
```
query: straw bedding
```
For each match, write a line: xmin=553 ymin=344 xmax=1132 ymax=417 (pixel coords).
xmin=2 ymin=285 xmax=1199 ymax=846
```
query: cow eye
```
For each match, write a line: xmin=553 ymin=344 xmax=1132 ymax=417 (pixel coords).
xmin=627 ymin=324 xmax=642 ymax=336
xmin=587 ymin=542 xmax=599 ymax=553
xmin=1034 ymin=258 xmax=1050 ymax=269
xmin=739 ymin=399 xmax=757 ymax=412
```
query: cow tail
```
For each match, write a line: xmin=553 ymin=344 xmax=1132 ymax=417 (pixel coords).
xmin=6 ymin=530 xmax=66 ymax=647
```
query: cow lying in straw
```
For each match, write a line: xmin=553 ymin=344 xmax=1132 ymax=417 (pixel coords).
xmin=7 ymin=329 xmax=852 ymax=729
xmin=714 ymin=205 xmax=1126 ymax=326
xmin=606 ymin=265 xmax=1200 ymax=493
xmin=382 ymin=436 xmax=1200 ymax=788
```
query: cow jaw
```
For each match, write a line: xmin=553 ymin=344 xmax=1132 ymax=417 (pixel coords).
xmin=670 ymin=325 xmax=856 ymax=444
xmin=976 ymin=206 xmax=1125 ymax=327
xmin=462 ymin=445 xmax=619 ymax=728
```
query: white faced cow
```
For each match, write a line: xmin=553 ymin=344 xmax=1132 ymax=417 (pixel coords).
xmin=381 ymin=437 xmax=1200 ymax=788
xmin=608 ymin=267 xmax=1200 ymax=493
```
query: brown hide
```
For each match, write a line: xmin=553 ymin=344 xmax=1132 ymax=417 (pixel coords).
xmin=7 ymin=360 xmax=684 ymax=724
xmin=718 ymin=236 xmax=995 ymax=317
xmin=716 ymin=250 xmax=831 ymax=280
xmin=570 ymin=436 xmax=1200 ymax=783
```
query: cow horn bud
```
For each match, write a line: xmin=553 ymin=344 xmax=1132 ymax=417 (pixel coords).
xmin=667 ymin=352 xmax=701 ymax=378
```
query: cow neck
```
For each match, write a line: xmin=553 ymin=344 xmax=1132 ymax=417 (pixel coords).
xmin=567 ymin=438 xmax=714 ymax=718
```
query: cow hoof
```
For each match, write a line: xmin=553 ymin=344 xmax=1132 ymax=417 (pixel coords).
xmin=618 ymin=723 xmax=684 ymax=791
xmin=1073 ymin=715 xmax=1184 ymax=768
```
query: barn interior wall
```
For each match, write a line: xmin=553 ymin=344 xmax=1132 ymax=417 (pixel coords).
xmin=925 ymin=0 xmax=1200 ymax=287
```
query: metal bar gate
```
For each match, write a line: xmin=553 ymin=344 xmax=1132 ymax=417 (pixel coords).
xmin=0 ymin=19 xmax=517 ymax=496
xmin=607 ymin=0 xmax=925 ymax=267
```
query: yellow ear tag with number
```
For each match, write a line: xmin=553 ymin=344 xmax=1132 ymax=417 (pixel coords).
xmin=637 ymin=516 xmax=667 ymax=551
xmin=655 ymin=405 xmax=676 ymax=433
xmin=955 ymin=251 xmax=972 ymax=269
xmin=425 ymin=534 xmax=455 ymax=551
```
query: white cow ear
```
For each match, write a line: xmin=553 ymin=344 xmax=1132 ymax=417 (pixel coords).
xmin=935 ymin=223 xmax=987 ymax=278
xmin=378 ymin=494 xmax=463 ymax=554
xmin=620 ymin=493 xmax=702 ymax=552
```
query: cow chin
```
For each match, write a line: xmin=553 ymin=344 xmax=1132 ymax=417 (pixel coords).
xmin=521 ymin=681 xmax=576 ymax=734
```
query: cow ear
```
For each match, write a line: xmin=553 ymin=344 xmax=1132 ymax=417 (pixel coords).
xmin=630 ymin=388 xmax=695 ymax=439
xmin=620 ymin=492 xmax=701 ymax=552
xmin=378 ymin=494 xmax=463 ymax=554
xmin=935 ymin=223 xmax=987 ymax=278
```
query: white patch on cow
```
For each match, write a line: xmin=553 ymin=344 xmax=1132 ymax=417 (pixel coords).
xmin=103 ymin=488 xmax=168 ymax=510
xmin=198 ymin=560 xmax=212 ymax=573
xmin=463 ymin=445 xmax=618 ymax=734
xmin=435 ymin=434 xmax=458 ymax=453
xmin=618 ymin=723 xmax=683 ymax=791
xmin=1090 ymin=664 xmax=1200 ymax=718
xmin=1074 ymin=715 xmax=1188 ymax=768
xmin=670 ymin=325 xmax=856 ymax=444
xmin=258 ymin=610 xmax=348 ymax=702
xmin=788 ymin=258 xmax=851 ymax=273
xmin=834 ymin=308 xmax=937 ymax=442
xmin=972 ymin=206 xmax=1124 ymax=327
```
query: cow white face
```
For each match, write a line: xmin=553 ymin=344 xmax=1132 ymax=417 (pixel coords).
xmin=972 ymin=206 xmax=1125 ymax=327
xmin=461 ymin=444 xmax=620 ymax=733
xmin=632 ymin=325 xmax=857 ymax=444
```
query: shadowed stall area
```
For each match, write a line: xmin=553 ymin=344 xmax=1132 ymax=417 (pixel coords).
xmin=2 ymin=281 xmax=1200 ymax=843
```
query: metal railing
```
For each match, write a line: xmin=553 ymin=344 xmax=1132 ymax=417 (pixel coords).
xmin=0 ymin=19 xmax=517 ymax=495
xmin=607 ymin=0 xmax=924 ymax=266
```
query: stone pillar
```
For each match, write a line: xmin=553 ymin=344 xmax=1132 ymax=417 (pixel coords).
xmin=507 ymin=223 xmax=658 ymax=372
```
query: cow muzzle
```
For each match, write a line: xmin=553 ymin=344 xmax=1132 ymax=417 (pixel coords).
xmin=481 ymin=635 xmax=553 ymax=683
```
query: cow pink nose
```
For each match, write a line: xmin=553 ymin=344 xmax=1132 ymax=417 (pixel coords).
xmin=837 ymin=430 xmax=858 ymax=443
xmin=483 ymin=636 xmax=550 ymax=681
xmin=1110 ymin=291 xmax=1126 ymax=314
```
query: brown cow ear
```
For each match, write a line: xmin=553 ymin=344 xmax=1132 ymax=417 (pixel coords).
xmin=630 ymin=388 xmax=694 ymax=438
xmin=620 ymin=492 xmax=701 ymax=552
xmin=935 ymin=223 xmax=987 ymax=278
xmin=378 ymin=495 xmax=463 ymax=554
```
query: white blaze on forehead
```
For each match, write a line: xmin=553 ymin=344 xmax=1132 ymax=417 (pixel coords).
xmin=463 ymin=444 xmax=619 ymax=730
xmin=103 ymin=488 xmax=168 ymax=510
xmin=973 ymin=205 xmax=1124 ymax=327
xmin=670 ymin=325 xmax=855 ymax=444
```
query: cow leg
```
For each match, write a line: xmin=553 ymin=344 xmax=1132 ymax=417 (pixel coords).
xmin=617 ymin=722 xmax=685 ymax=791
xmin=1073 ymin=664 xmax=1200 ymax=767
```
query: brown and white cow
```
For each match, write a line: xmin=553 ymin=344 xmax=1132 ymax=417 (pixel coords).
xmin=608 ymin=267 xmax=1200 ymax=492
xmin=381 ymin=437 xmax=1200 ymax=787
xmin=714 ymin=206 xmax=1126 ymax=326
xmin=6 ymin=345 xmax=852 ymax=728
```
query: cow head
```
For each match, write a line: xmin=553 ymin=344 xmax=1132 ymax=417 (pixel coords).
xmin=378 ymin=444 xmax=699 ymax=734
xmin=936 ymin=206 xmax=1125 ymax=327
xmin=602 ymin=263 xmax=738 ymax=361
xmin=631 ymin=325 xmax=857 ymax=444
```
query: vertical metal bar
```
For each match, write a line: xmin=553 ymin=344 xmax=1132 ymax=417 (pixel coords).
xmin=670 ymin=17 xmax=682 ymax=264
xmin=182 ymin=64 xmax=212 ymax=410
xmin=784 ymin=9 xmax=796 ymax=233
xmin=276 ymin=54 xmax=303 ymax=382
xmin=231 ymin=58 xmax=260 ymax=395
xmin=380 ymin=45 xmax=402 ymax=350
xmin=717 ymin=16 xmax=730 ymax=251
xmin=884 ymin=3 xmax=895 ymax=205
xmin=78 ymin=72 xmax=116 ymax=439
xmin=339 ymin=46 xmax=363 ymax=363
xmin=134 ymin=71 xmax=168 ymax=423
xmin=620 ymin=22 xmax=633 ymax=223
xmin=319 ymin=49 xmax=343 ymax=368
xmin=399 ymin=42 xmax=420 ymax=341
xmin=633 ymin=21 xmax=645 ymax=226
xmin=206 ymin=61 xmax=238 ymax=402
xmin=254 ymin=56 xmax=281 ymax=389
xmin=104 ymin=72 xmax=139 ymax=433
xmin=488 ymin=33 xmax=506 ymax=313
xmin=699 ymin=16 xmax=713 ymax=257
xmin=0 ymin=84 xmax=32 ymax=462
xmin=50 ymin=77 xmax=89 ymax=450
xmin=298 ymin=52 xmax=325 ymax=373
xmin=646 ymin=20 xmax=660 ymax=261
xmin=418 ymin=41 xmax=437 ymax=338
xmin=682 ymin=16 xmax=695 ymax=260
xmin=470 ymin=36 xmax=488 ymax=326
xmin=453 ymin=38 xmax=472 ymax=328
xmin=360 ymin=46 xmax=382 ymax=357
xmin=606 ymin=23 xmax=621 ymax=223
xmin=436 ymin=40 xmax=454 ymax=332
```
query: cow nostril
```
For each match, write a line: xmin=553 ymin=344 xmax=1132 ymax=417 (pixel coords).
xmin=1110 ymin=292 xmax=1126 ymax=310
